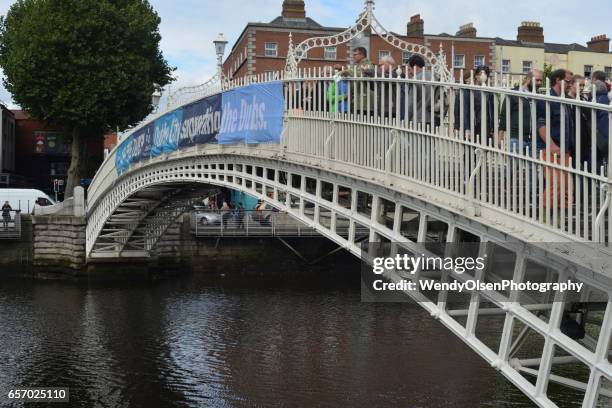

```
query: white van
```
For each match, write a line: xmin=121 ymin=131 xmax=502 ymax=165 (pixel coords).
xmin=0 ymin=189 xmax=56 ymax=214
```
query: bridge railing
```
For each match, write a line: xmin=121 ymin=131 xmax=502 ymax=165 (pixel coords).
xmin=88 ymin=66 xmax=612 ymax=244
xmin=191 ymin=208 xmax=364 ymax=238
xmin=280 ymin=67 xmax=612 ymax=245
xmin=192 ymin=209 xmax=318 ymax=237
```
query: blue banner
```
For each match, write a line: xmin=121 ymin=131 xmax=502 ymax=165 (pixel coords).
xmin=114 ymin=82 xmax=285 ymax=176
xmin=218 ymin=82 xmax=284 ymax=144
xmin=152 ymin=109 xmax=183 ymax=157
xmin=115 ymin=139 xmax=128 ymax=175
xmin=179 ymin=94 xmax=222 ymax=147
xmin=138 ymin=124 xmax=154 ymax=162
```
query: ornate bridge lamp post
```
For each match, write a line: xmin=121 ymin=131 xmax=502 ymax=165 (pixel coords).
xmin=151 ymin=83 xmax=162 ymax=113
xmin=213 ymin=33 xmax=228 ymax=79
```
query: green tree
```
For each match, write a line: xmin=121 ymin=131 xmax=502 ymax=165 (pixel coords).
xmin=543 ymin=63 xmax=553 ymax=84
xmin=0 ymin=0 xmax=174 ymax=197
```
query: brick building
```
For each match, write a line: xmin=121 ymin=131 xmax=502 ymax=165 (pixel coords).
xmin=0 ymin=105 xmax=15 ymax=174
xmin=222 ymin=1 xmax=495 ymax=81
xmin=223 ymin=0 xmax=348 ymax=78
xmin=424 ymin=24 xmax=495 ymax=81
xmin=222 ymin=1 xmax=610 ymax=82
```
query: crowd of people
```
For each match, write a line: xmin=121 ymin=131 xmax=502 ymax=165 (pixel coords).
xmin=296 ymin=46 xmax=611 ymax=172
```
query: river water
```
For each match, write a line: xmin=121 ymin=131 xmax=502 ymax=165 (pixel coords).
xmin=0 ymin=262 xmax=542 ymax=407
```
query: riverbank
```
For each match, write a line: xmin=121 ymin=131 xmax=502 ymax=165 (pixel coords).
xmin=0 ymin=213 xmax=358 ymax=281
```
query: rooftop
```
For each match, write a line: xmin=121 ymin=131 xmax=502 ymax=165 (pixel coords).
xmin=267 ymin=16 xmax=323 ymax=29
xmin=11 ymin=110 xmax=29 ymax=120
xmin=495 ymin=37 xmax=592 ymax=54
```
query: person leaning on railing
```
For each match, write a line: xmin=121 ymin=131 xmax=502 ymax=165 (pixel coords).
xmin=339 ymin=47 xmax=374 ymax=118
xmin=327 ymin=66 xmax=350 ymax=114
xmin=589 ymin=71 xmax=610 ymax=169
xmin=568 ymin=74 xmax=593 ymax=168
xmin=453 ymin=65 xmax=495 ymax=142
xmin=535 ymin=69 xmax=575 ymax=209
xmin=371 ymin=55 xmax=403 ymax=119
xmin=498 ymin=69 xmax=543 ymax=153
xmin=405 ymin=55 xmax=446 ymax=128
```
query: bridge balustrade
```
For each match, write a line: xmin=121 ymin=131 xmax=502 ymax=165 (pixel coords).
xmin=191 ymin=208 xmax=363 ymax=238
xmin=88 ymin=67 xmax=612 ymax=245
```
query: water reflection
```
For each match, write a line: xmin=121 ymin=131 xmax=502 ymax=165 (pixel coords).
xmin=0 ymin=272 xmax=535 ymax=407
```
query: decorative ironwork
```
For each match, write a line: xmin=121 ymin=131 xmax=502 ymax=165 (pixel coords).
xmin=167 ymin=72 xmax=223 ymax=109
xmin=284 ymin=0 xmax=451 ymax=81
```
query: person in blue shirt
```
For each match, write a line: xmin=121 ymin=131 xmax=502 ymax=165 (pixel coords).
xmin=536 ymin=69 xmax=575 ymax=156
xmin=327 ymin=66 xmax=350 ymax=114
xmin=535 ymin=69 xmax=575 ymax=210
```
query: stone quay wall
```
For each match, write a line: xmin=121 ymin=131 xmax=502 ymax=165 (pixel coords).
xmin=32 ymin=215 xmax=87 ymax=272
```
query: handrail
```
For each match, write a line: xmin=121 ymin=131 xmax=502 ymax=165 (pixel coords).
xmin=192 ymin=209 xmax=361 ymax=238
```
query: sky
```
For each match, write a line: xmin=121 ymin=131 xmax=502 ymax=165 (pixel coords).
xmin=0 ymin=0 xmax=609 ymax=108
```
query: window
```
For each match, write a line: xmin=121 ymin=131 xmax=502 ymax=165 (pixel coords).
xmin=402 ymin=51 xmax=411 ymax=65
xmin=522 ymin=60 xmax=532 ymax=74
xmin=453 ymin=54 xmax=465 ymax=68
xmin=474 ymin=55 xmax=485 ymax=68
xmin=501 ymin=59 xmax=510 ymax=74
xmin=264 ymin=42 xmax=277 ymax=57
xmin=378 ymin=50 xmax=391 ymax=62
xmin=324 ymin=46 xmax=337 ymax=60
xmin=584 ymin=65 xmax=593 ymax=78
xmin=605 ymin=66 xmax=612 ymax=78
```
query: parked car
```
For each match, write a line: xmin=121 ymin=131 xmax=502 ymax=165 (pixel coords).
xmin=194 ymin=210 xmax=222 ymax=226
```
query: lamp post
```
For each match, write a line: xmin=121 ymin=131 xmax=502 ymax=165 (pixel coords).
xmin=151 ymin=83 xmax=162 ymax=113
xmin=213 ymin=33 xmax=228 ymax=79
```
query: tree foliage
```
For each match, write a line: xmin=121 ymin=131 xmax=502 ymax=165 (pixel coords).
xmin=0 ymin=0 xmax=174 ymax=194
xmin=543 ymin=63 xmax=553 ymax=84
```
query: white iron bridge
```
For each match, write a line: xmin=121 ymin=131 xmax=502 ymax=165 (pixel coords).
xmin=84 ymin=2 xmax=612 ymax=405
xmin=85 ymin=69 xmax=612 ymax=408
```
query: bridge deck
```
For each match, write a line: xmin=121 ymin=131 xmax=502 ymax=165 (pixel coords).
xmin=191 ymin=209 xmax=364 ymax=238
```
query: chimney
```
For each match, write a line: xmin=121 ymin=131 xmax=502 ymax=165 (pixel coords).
xmin=456 ymin=23 xmax=476 ymax=38
xmin=587 ymin=35 xmax=610 ymax=53
xmin=407 ymin=14 xmax=424 ymax=38
xmin=282 ymin=0 xmax=306 ymax=20
xmin=517 ymin=21 xmax=544 ymax=43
